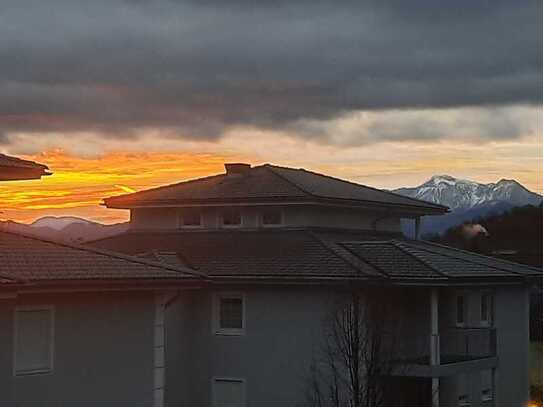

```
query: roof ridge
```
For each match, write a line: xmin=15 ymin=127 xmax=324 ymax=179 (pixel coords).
xmin=0 ymin=229 xmax=204 ymax=278
xmin=338 ymin=241 xmax=393 ymax=278
xmin=391 ymin=240 xmax=450 ymax=278
xmin=307 ymin=231 xmax=378 ymax=278
xmin=268 ymin=164 xmax=448 ymax=211
xmin=412 ymin=240 xmax=543 ymax=275
xmin=262 ymin=164 xmax=314 ymax=198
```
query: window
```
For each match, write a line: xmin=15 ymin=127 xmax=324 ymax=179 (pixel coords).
xmin=456 ymin=294 xmax=466 ymax=326
xmin=212 ymin=378 xmax=246 ymax=407
xmin=213 ymin=293 xmax=245 ymax=335
xmin=261 ymin=209 xmax=282 ymax=226
xmin=481 ymin=370 xmax=493 ymax=402
xmin=458 ymin=374 xmax=470 ymax=406
xmin=222 ymin=209 xmax=242 ymax=227
xmin=480 ymin=293 xmax=493 ymax=326
xmin=14 ymin=306 xmax=54 ymax=375
xmin=180 ymin=209 xmax=201 ymax=227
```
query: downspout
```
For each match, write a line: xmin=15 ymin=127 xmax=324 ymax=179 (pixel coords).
xmin=430 ymin=288 xmax=440 ymax=407
xmin=415 ymin=216 xmax=422 ymax=240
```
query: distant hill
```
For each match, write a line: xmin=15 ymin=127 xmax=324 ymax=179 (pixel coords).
xmin=0 ymin=216 xmax=128 ymax=243
xmin=434 ymin=203 xmax=543 ymax=268
xmin=394 ymin=175 xmax=543 ymax=236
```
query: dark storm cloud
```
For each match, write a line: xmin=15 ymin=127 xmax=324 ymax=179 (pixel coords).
xmin=1 ymin=0 xmax=543 ymax=144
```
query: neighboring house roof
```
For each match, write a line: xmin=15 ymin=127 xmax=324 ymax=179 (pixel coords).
xmin=88 ymin=228 xmax=543 ymax=284
xmin=104 ymin=164 xmax=448 ymax=215
xmin=0 ymin=230 xmax=200 ymax=288
xmin=0 ymin=153 xmax=51 ymax=181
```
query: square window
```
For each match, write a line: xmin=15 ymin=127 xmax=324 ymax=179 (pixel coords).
xmin=214 ymin=293 xmax=245 ymax=335
xmin=14 ymin=307 xmax=54 ymax=375
xmin=212 ymin=378 xmax=245 ymax=407
xmin=220 ymin=298 xmax=243 ymax=329
xmin=456 ymin=295 xmax=465 ymax=326
xmin=222 ymin=209 xmax=242 ymax=227
xmin=261 ymin=209 xmax=282 ymax=226
xmin=181 ymin=209 xmax=201 ymax=227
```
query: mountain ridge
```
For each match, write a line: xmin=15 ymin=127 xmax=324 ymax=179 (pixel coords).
xmin=394 ymin=175 xmax=543 ymax=236
xmin=0 ymin=216 xmax=128 ymax=243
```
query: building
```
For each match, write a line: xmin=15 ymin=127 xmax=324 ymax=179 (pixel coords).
xmin=91 ymin=163 xmax=543 ymax=407
xmin=0 ymin=153 xmax=51 ymax=181
xmin=0 ymin=154 xmax=201 ymax=407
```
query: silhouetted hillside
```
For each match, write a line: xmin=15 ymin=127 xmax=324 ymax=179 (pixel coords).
xmin=433 ymin=204 xmax=543 ymax=268
xmin=0 ymin=217 xmax=128 ymax=243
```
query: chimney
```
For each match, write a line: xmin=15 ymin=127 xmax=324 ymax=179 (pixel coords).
xmin=225 ymin=163 xmax=251 ymax=176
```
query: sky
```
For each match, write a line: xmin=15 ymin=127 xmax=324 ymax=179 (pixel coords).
xmin=2 ymin=0 xmax=543 ymax=223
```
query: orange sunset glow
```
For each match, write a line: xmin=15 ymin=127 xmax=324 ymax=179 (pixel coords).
xmin=0 ymin=149 xmax=250 ymax=224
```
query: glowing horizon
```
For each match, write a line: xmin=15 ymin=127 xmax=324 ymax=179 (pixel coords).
xmin=1 ymin=141 xmax=543 ymax=225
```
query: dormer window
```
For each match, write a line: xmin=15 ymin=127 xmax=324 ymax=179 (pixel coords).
xmin=222 ymin=208 xmax=242 ymax=227
xmin=180 ymin=209 xmax=202 ymax=228
xmin=261 ymin=209 xmax=283 ymax=226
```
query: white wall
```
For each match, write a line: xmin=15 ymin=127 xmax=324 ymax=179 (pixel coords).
xmin=130 ymin=205 xmax=403 ymax=233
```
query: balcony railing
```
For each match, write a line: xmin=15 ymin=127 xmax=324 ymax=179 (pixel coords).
xmin=440 ymin=327 xmax=496 ymax=363
xmin=395 ymin=327 xmax=496 ymax=365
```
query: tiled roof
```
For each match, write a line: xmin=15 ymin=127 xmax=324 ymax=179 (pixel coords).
xmin=89 ymin=229 xmax=543 ymax=283
xmin=0 ymin=231 xmax=198 ymax=285
xmin=104 ymin=164 xmax=447 ymax=214
xmin=0 ymin=154 xmax=51 ymax=180
xmin=93 ymin=229 xmax=372 ymax=279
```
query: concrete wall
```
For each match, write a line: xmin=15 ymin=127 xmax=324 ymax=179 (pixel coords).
xmin=130 ymin=205 xmax=403 ymax=233
xmin=0 ymin=291 xmax=157 ymax=407
xmin=0 ymin=297 xmax=16 ymax=406
xmin=165 ymin=286 xmax=339 ymax=407
xmin=493 ymin=285 xmax=530 ymax=407
xmin=164 ymin=284 xmax=530 ymax=407
xmin=438 ymin=285 xmax=529 ymax=407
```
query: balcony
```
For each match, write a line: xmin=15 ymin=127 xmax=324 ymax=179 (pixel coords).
xmin=393 ymin=327 xmax=497 ymax=377
xmin=440 ymin=327 xmax=496 ymax=363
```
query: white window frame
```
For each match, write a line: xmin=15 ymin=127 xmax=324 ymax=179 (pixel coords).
xmin=211 ymin=377 xmax=246 ymax=407
xmin=480 ymin=292 xmax=493 ymax=327
xmin=455 ymin=293 xmax=467 ymax=327
xmin=260 ymin=208 xmax=284 ymax=228
xmin=220 ymin=208 xmax=243 ymax=229
xmin=178 ymin=209 xmax=203 ymax=229
xmin=13 ymin=305 xmax=55 ymax=376
xmin=212 ymin=292 xmax=246 ymax=336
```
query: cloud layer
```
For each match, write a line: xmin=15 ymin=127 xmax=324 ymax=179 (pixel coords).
xmin=2 ymin=0 xmax=543 ymax=146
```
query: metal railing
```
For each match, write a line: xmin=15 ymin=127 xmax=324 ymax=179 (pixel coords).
xmin=395 ymin=327 xmax=496 ymax=365
xmin=440 ymin=327 xmax=497 ymax=362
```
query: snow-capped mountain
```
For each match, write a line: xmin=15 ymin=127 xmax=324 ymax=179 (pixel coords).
xmin=394 ymin=175 xmax=543 ymax=236
xmin=394 ymin=175 xmax=542 ymax=211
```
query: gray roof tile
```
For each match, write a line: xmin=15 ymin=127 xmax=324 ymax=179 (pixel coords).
xmin=104 ymin=164 xmax=447 ymax=214
xmin=89 ymin=229 xmax=543 ymax=283
xmin=0 ymin=231 xmax=198 ymax=284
